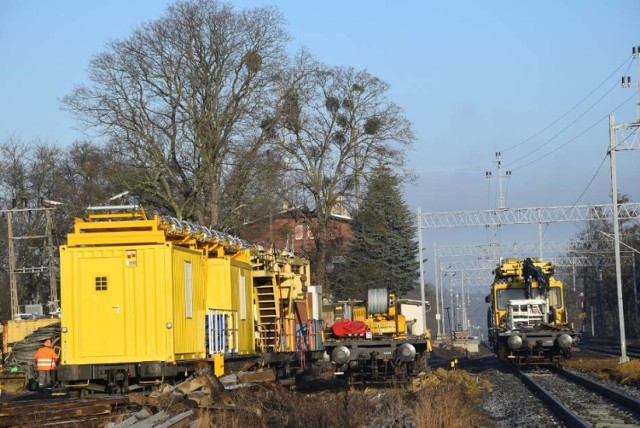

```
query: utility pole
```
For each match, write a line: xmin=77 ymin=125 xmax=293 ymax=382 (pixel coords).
xmin=417 ymin=208 xmax=428 ymax=334
xmin=606 ymin=45 xmax=640 ymax=363
xmin=46 ymin=210 xmax=58 ymax=305
xmin=445 ymin=307 xmax=453 ymax=343
xmin=5 ymin=207 xmax=57 ymax=319
xmin=485 ymin=152 xmax=512 ymax=260
xmin=633 ymin=256 xmax=638 ymax=338
xmin=460 ymin=272 xmax=468 ymax=330
xmin=609 ymin=114 xmax=628 ymax=362
xmin=433 ymin=242 xmax=442 ymax=338
xmin=7 ymin=211 xmax=18 ymax=319
xmin=485 ymin=151 xmax=511 ymax=210
xmin=597 ymin=265 xmax=605 ymax=337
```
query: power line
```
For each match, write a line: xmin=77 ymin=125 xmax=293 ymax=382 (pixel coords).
xmin=506 ymin=79 xmax=621 ymax=168
xmin=571 ymin=154 xmax=608 ymax=207
xmin=501 ymin=56 xmax=633 ymax=153
xmin=507 ymin=59 xmax=636 ymax=169
xmin=415 ymin=161 xmax=493 ymax=174
xmin=558 ymin=125 xmax=639 ymax=236
xmin=508 ymin=90 xmax=640 ymax=171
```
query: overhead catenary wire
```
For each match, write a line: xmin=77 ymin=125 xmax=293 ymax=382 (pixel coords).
xmin=506 ymin=80 xmax=620 ymax=168
xmin=420 ymin=56 xmax=635 ymax=178
xmin=542 ymin=126 xmax=640 ymax=239
xmin=508 ymin=89 xmax=640 ymax=171
xmin=501 ymin=56 xmax=634 ymax=154
xmin=506 ymin=58 xmax=635 ymax=169
xmin=571 ymin=154 xmax=609 ymax=207
xmin=414 ymin=162 xmax=493 ymax=174
xmin=423 ymin=61 xmax=634 ymax=178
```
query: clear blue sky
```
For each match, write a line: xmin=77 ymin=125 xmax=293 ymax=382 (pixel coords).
xmin=1 ymin=1 xmax=639 ymax=280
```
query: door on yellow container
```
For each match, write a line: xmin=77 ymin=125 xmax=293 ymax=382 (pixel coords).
xmin=77 ymin=257 xmax=126 ymax=357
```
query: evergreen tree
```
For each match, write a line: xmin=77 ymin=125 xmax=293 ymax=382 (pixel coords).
xmin=339 ymin=166 xmax=419 ymax=298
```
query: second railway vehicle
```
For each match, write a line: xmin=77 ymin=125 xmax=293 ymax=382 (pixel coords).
xmin=321 ymin=288 xmax=431 ymax=385
xmin=486 ymin=258 xmax=578 ymax=366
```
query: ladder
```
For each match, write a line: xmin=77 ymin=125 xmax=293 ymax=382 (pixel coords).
xmin=254 ymin=276 xmax=280 ymax=352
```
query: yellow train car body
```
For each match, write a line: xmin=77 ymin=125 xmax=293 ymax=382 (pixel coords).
xmin=487 ymin=257 xmax=577 ymax=364
xmin=205 ymin=256 xmax=255 ymax=355
xmin=489 ymin=258 xmax=567 ymax=328
xmin=60 ymin=213 xmax=206 ymax=366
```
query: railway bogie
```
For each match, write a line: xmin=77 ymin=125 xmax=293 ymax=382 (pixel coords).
xmin=323 ymin=337 xmax=429 ymax=384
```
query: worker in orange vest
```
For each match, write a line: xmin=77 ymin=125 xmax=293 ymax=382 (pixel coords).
xmin=33 ymin=339 xmax=59 ymax=389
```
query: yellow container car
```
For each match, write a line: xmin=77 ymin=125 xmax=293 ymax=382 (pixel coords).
xmin=57 ymin=206 xmax=317 ymax=391
xmin=205 ymin=255 xmax=255 ymax=355
xmin=60 ymin=243 xmax=205 ymax=365
xmin=58 ymin=207 xmax=208 ymax=391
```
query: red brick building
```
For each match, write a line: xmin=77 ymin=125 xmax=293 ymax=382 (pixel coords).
xmin=239 ymin=208 xmax=352 ymax=270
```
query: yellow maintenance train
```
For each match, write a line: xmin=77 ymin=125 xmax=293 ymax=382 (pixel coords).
xmin=486 ymin=258 xmax=578 ymax=366
xmin=44 ymin=204 xmax=431 ymax=393
xmin=57 ymin=205 xmax=318 ymax=393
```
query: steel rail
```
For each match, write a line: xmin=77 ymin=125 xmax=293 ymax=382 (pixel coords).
xmin=554 ymin=367 xmax=640 ymax=411
xmin=578 ymin=345 xmax=640 ymax=360
xmin=514 ymin=369 xmax=590 ymax=428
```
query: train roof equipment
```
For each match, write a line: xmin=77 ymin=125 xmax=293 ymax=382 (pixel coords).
xmin=67 ymin=205 xmax=250 ymax=260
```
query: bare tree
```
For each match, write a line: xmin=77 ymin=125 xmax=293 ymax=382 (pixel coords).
xmin=62 ymin=0 xmax=289 ymax=225
xmin=0 ymin=138 xmax=69 ymax=318
xmin=278 ymin=65 xmax=415 ymax=288
xmin=567 ymin=194 xmax=640 ymax=339
xmin=0 ymin=136 xmax=30 ymax=209
xmin=57 ymin=140 xmax=120 ymax=214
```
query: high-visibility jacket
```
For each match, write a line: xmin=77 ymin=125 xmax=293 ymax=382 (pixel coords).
xmin=33 ymin=346 xmax=58 ymax=371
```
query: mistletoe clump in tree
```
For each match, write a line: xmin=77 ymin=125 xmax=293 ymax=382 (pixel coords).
xmin=340 ymin=166 xmax=419 ymax=298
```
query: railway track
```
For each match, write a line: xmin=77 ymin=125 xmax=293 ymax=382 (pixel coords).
xmin=0 ymin=394 xmax=130 ymax=427
xmin=579 ymin=345 xmax=640 ymax=359
xmin=516 ymin=366 xmax=640 ymax=427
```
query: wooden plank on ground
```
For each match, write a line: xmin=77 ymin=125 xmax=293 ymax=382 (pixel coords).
xmin=129 ymin=394 xmax=159 ymax=407
xmin=0 ymin=403 xmax=112 ymax=427
xmin=110 ymin=407 xmax=154 ymax=428
xmin=166 ymin=375 xmax=209 ymax=395
xmin=236 ymin=370 xmax=275 ymax=384
xmin=154 ymin=410 xmax=194 ymax=428
xmin=129 ymin=410 xmax=169 ymax=428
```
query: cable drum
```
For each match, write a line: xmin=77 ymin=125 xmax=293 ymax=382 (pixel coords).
xmin=367 ymin=288 xmax=389 ymax=315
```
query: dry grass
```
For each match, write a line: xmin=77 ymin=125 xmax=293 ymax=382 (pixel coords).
xmin=191 ymin=384 xmax=377 ymax=428
xmin=187 ymin=370 xmax=496 ymax=428
xmin=412 ymin=369 xmax=496 ymax=428
xmin=565 ymin=357 xmax=640 ymax=385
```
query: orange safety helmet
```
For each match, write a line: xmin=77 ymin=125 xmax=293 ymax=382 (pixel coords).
xmin=44 ymin=339 xmax=52 ymax=347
